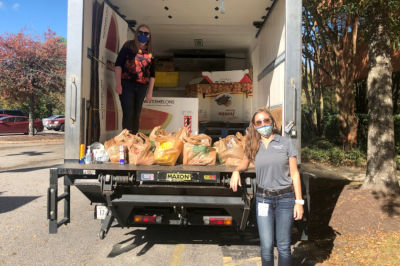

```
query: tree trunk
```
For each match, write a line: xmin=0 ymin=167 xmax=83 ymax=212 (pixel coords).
xmin=29 ymin=94 xmax=34 ymax=136
xmin=336 ymin=82 xmax=358 ymax=150
xmin=363 ymin=2 xmax=399 ymax=192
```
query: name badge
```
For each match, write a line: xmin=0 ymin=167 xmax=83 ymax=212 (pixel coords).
xmin=258 ymin=202 xmax=269 ymax=217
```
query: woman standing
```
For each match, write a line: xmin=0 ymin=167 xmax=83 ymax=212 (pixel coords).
xmin=115 ymin=24 xmax=155 ymax=134
xmin=230 ymin=107 xmax=304 ymax=266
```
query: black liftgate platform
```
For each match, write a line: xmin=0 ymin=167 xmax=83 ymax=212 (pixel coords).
xmin=47 ymin=163 xmax=309 ymax=240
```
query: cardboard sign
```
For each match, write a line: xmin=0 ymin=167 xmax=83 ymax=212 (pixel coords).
xmin=139 ymin=97 xmax=199 ymax=134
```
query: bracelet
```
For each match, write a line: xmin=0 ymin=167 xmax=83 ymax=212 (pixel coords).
xmin=295 ymin=199 xmax=304 ymax=205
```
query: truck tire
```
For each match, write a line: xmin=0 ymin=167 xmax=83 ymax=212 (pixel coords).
xmin=60 ymin=124 xmax=65 ymax=132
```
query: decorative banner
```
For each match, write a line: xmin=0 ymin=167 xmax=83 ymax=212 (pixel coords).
xmin=98 ymin=3 xmax=128 ymax=142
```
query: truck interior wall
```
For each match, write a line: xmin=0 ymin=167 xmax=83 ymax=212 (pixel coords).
xmin=249 ymin=0 xmax=286 ymax=127
xmin=154 ymin=71 xmax=201 ymax=98
xmin=224 ymin=53 xmax=248 ymax=71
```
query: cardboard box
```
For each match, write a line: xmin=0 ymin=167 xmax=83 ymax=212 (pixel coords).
xmin=139 ymin=97 xmax=199 ymax=134
xmin=187 ymin=70 xmax=253 ymax=123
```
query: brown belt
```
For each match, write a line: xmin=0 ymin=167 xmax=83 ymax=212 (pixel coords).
xmin=256 ymin=186 xmax=293 ymax=196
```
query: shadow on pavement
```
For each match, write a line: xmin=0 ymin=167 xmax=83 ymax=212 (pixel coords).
xmin=291 ymin=177 xmax=350 ymax=265
xmin=105 ymin=178 xmax=350 ymax=263
xmin=107 ymin=225 xmax=260 ymax=259
xmin=0 ymin=164 xmax=62 ymax=173
xmin=0 ymin=196 xmax=41 ymax=214
xmin=6 ymin=151 xmax=53 ymax=157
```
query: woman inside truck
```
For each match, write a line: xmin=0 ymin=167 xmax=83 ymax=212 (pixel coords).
xmin=230 ymin=107 xmax=304 ymax=266
xmin=115 ymin=24 xmax=155 ymax=134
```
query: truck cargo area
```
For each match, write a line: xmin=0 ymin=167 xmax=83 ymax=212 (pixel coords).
xmin=49 ymin=0 xmax=304 ymax=240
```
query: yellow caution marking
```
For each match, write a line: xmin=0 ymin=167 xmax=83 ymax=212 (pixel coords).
xmin=223 ymin=256 xmax=261 ymax=265
xmin=170 ymin=244 xmax=185 ymax=266
xmin=223 ymin=257 xmax=233 ymax=263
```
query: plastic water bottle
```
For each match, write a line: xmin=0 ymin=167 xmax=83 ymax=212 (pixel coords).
xmin=119 ymin=145 xmax=125 ymax=165
xmin=85 ymin=147 xmax=92 ymax=164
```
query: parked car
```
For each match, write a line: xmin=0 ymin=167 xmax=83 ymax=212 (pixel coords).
xmin=42 ymin=115 xmax=64 ymax=129
xmin=0 ymin=109 xmax=25 ymax=116
xmin=0 ymin=116 xmax=44 ymax=134
xmin=48 ymin=116 xmax=65 ymax=131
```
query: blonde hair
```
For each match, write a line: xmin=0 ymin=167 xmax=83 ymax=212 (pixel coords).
xmin=245 ymin=106 xmax=279 ymax=162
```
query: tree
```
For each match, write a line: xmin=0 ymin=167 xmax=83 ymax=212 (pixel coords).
xmin=361 ymin=0 xmax=400 ymax=191
xmin=0 ymin=29 xmax=66 ymax=135
xmin=304 ymin=1 xmax=360 ymax=150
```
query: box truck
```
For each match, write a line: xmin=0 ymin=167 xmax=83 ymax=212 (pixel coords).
xmin=47 ymin=0 xmax=306 ymax=240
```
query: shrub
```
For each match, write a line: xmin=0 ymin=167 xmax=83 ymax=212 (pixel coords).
xmin=301 ymin=147 xmax=330 ymax=163
xmin=345 ymin=148 xmax=365 ymax=161
xmin=301 ymin=139 xmax=367 ymax=166
xmin=314 ymin=139 xmax=334 ymax=150
xmin=330 ymin=147 xmax=345 ymax=165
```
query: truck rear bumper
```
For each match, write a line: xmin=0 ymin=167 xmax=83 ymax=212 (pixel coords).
xmin=113 ymin=194 xmax=245 ymax=208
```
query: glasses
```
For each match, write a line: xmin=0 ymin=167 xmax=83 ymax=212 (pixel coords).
xmin=138 ymin=30 xmax=150 ymax=36
xmin=254 ymin=118 xmax=272 ymax=127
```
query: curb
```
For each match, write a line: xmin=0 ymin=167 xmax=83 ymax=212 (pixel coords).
xmin=0 ymin=140 xmax=64 ymax=144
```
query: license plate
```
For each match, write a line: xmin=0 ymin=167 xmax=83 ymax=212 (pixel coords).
xmin=141 ymin=173 xmax=155 ymax=181
xmin=96 ymin=205 xmax=108 ymax=220
xmin=166 ymin=172 xmax=192 ymax=182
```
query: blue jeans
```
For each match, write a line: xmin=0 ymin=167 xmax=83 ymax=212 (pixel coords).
xmin=256 ymin=192 xmax=295 ymax=266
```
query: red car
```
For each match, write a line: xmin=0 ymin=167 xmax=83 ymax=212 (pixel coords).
xmin=48 ymin=117 xmax=65 ymax=131
xmin=0 ymin=116 xmax=44 ymax=134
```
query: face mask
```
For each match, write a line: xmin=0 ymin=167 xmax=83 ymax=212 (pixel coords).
xmin=138 ymin=34 xmax=149 ymax=44
xmin=256 ymin=124 xmax=273 ymax=137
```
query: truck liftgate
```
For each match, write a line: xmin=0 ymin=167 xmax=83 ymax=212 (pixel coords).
xmin=47 ymin=164 xmax=258 ymax=239
xmin=47 ymin=164 xmax=309 ymax=240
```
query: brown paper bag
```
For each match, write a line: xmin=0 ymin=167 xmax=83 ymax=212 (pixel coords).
xmin=213 ymin=132 xmax=245 ymax=166
xmin=128 ymin=133 xmax=155 ymax=165
xmin=183 ymin=134 xmax=216 ymax=165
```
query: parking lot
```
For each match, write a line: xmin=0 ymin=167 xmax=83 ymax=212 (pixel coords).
xmin=0 ymin=137 xmax=269 ymax=266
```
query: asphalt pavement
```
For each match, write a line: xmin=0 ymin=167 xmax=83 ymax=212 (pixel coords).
xmin=0 ymin=130 xmax=367 ymax=265
xmin=0 ymin=132 xmax=264 ymax=266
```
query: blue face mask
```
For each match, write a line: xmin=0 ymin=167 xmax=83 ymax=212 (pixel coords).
xmin=256 ymin=124 xmax=273 ymax=137
xmin=138 ymin=34 xmax=149 ymax=44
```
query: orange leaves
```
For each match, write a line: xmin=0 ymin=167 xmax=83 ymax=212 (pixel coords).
xmin=0 ymin=29 xmax=66 ymax=103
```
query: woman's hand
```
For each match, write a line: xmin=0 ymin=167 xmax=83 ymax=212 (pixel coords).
xmin=293 ymin=203 xmax=304 ymax=220
xmin=115 ymin=84 xmax=122 ymax=95
xmin=229 ymin=171 xmax=241 ymax=192
xmin=145 ymin=92 xmax=152 ymax=103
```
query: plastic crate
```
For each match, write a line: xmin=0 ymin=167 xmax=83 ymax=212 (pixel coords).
xmin=155 ymin=72 xmax=179 ymax=87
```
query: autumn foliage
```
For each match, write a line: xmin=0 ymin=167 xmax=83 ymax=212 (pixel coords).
xmin=0 ymin=29 xmax=66 ymax=133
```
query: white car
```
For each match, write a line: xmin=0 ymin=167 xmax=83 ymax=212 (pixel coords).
xmin=42 ymin=115 xmax=64 ymax=130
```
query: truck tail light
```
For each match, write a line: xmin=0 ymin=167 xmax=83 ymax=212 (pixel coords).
xmin=134 ymin=215 xmax=160 ymax=224
xmin=203 ymin=216 xmax=232 ymax=226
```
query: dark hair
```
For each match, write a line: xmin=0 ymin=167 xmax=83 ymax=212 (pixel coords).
xmin=245 ymin=106 xmax=279 ymax=161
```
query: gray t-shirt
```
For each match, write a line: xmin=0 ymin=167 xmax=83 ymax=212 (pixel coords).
xmin=254 ymin=134 xmax=298 ymax=190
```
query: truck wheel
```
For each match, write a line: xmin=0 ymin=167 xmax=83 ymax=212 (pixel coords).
xmin=60 ymin=124 xmax=65 ymax=132
xmin=33 ymin=128 xmax=38 ymax=135
xmin=98 ymin=229 xmax=106 ymax=240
